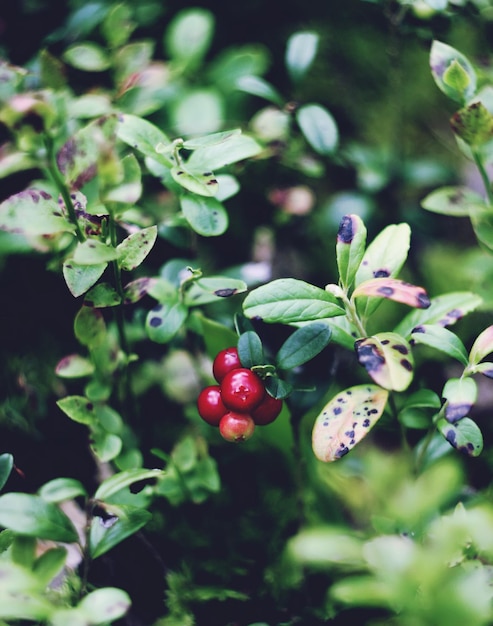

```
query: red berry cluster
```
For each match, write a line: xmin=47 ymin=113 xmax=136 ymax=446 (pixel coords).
xmin=197 ymin=347 xmax=283 ymax=442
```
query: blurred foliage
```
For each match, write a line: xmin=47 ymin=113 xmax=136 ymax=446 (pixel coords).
xmin=0 ymin=1 xmax=493 ymax=625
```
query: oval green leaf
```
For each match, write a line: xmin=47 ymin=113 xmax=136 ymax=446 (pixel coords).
xmin=184 ymin=276 xmax=247 ymax=306
xmin=430 ymin=41 xmax=476 ymax=103
xmin=95 ymin=468 xmax=163 ymax=501
xmin=437 ymin=417 xmax=483 ymax=457
xmin=0 ymin=494 xmax=78 ymax=542
xmin=276 ymin=322 xmax=332 ymax=370
xmin=235 ymin=75 xmax=284 ymax=106
xmin=296 ymin=103 xmax=338 ymax=155
xmin=38 ymin=478 xmax=87 ymax=503
xmin=410 ymin=324 xmax=468 ymax=365
xmin=146 ymin=300 xmax=188 ymax=343
xmin=63 ymin=261 xmax=108 ymax=298
xmin=57 ymin=395 xmax=97 ymax=425
xmin=421 ymin=186 xmax=484 ymax=216
xmin=89 ymin=504 xmax=151 ymax=559
xmin=117 ymin=225 xmax=157 ymax=271
xmin=171 ymin=166 xmax=219 ymax=197
xmin=243 ymin=278 xmax=345 ymax=325
xmin=79 ymin=587 xmax=131 ymax=623
xmin=84 ymin=283 xmax=121 ymax=308
xmin=237 ymin=331 xmax=264 ymax=369
xmin=63 ymin=42 xmax=111 ymax=71
xmin=312 ymin=384 xmax=389 ymax=462
xmin=286 ymin=31 xmax=319 ymax=83
xmin=74 ymin=306 xmax=106 ymax=348
xmin=180 ymin=194 xmax=228 ymax=236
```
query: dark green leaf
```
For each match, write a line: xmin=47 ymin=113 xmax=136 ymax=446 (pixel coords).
xmin=0 ymin=494 xmax=78 ymax=542
xmin=238 ymin=331 xmax=264 ymax=368
xmin=263 ymin=376 xmax=293 ymax=400
xmin=84 ymin=283 xmax=121 ymax=308
xmin=74 ymin=306 xmax=106 ymax=347
xmin=276 ymin=323 xmax=331 ymax=370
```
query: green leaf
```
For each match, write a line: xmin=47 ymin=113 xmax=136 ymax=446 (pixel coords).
xmin=84 ymin=283 xmax=121 ymax=308
xmin=101 ymin=3 xmax=135 ymax=48
xmin=355 ymin=332 xmax=414 ymax=392
xmin=74 ymin=306 xmax=106 ymax=347
xmin=57 ymin=396 xmax=97 ymax=425
xmin=450 ymin=102 xmax=493 ymax=147
xmin=336 ymin=214 xmax=367 ymax=290
xmin=442 ymin=377 xmax=477 ymax=423
xmin=0 ymin=189 xmax=73 ymax=236
xmin=170 ymin=166 xmax=219 ymax=197
xmin=186 ymin=133 xmax=262 ymax=172
xmin=116 ymin=114 xmax=172 ymax=167
xmin=430 ymin=41 xmax=477 ymax=103
xmin=276 ymin=323 xmax=332 ymax=370
xmin=469 ymin=325 xmax=493 ymax=365
xmin=238 ymin=331 xmax=264 ymax=368
xmin=0 ymin=454 xmax=13 ymax=492
xmin=73 ymin=240 xmax=118 ymax=265
xmin=89 ymin=504 xmax=151 ymax=559
xmin=63 ymin=42 xmax=111 ymax=71
xmin=470 ymin=209 xmax=493 ymax=252
xmin=410 ymin=324 xmax=469 ymax=365
xmin=421 ymin=186 xmax=485 ymax=216
xmin=286 ymin=31 xmax=319 ymax=83
xmin=38 ymin=478 xmax=87 ymax=502
xmin=235 ymin=75 xmax=284 ymax=106
xmin=95 ymin=468 xmax=163 ymax=501
xmin=355 ymin=223 xmax=411 ymax=285
xmin=180 ymin=194 xmax=228 ymax=236
xmin=164 ymin=7 xmax=214 ymax=66
xmin=312 ymin=384 xmax=389 ymax=461
xmin=353 ymin=278 xmax=430 ymax=309
xmin=0 ymin=493 xmax=78 ymax=542
xmin=182 ymin=129 xmax=241 ymax=149
xmin=243 ymin=278 xmax=345 ymax=324
xmin=123 ymin=277 xmax=159 ymax=304
xmin=63 ymin=261 xmax=108 ymax=298
xmin=91 ymin=432 xmax=122 ymax=463
xmin=146 ymin=300 xmax=188 ymax=343
xmin=78 ymin=587 xmax=131 ymax=623
xmin=184 ymin=276 xmax=247 ymax=306
xmin=117 ymin=225 xmax=157 ymax=271
xmin=33 ymin=547 xmax=67 ymax=585
xmin=296 ymin=104 xmax=338 ymax=155
xmin=437 ymin=417 xmax=483 ymax=457
xmin=263 ymin=375 xmax=293 ymax=400
xmin=394 ymin=292 xmax=483 ymax=339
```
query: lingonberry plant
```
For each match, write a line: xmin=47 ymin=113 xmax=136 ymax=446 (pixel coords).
xmin=1 ymin=1 xmax=493 ymax=624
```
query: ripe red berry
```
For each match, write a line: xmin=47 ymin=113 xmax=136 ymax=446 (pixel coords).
xmin=219 ymin=411 xmax=255 ymax=442
xmin=197 ymin=385 xmax=227 ymax=426
xmin=213 ymin=347 xmax=242 ymax=383
xmin=220 ymin=368 xmax=265 ymax=412
xmin=251 ymin=393 xmax=283 ymax=426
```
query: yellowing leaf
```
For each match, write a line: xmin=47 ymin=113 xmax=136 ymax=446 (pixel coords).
xmin=355 ymin=332 xmax=414 ymax=391
xmin=353 ymin=278 xmax=430 ymax=309
xmin=312 ymin=384 xmax=388 ymax=462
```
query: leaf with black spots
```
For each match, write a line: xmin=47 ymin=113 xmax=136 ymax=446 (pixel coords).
xmin=183 ymin=276 xmax=247 ymax=306
xmin=442 ymin=377 xmax=477 ymax=423
xmin=117 ymin=225 xmax=157 ymax=271
xmin=312 ymin=384 xmax=388 ymax=462
xmin=437 ymin=417 xmax=483 ymax=457
xmin=180 ymin=194 xmax=228 ymax=237
xmin=353 ymin=278 xmax=430 ymax=309
xmin=421 ymin=186 xmax=485 ymax=217
xmin=0 ymin=189 xmax=73 ymax=236
xmin=146 ymin=299 xmax=188 ymax=343
xmin=336 ymin=214 xmax=367 ymax=290
xmin=355 ymin=332 xmax=414 ymax=391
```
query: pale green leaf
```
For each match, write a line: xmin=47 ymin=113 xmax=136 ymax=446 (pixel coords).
xmin=296 ymin=104 xmax=338 ymax=155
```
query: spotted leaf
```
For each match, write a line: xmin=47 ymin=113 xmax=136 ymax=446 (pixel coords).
xmin=146 ymin=299 xmax=188 ymax=343
xmin=355 ymin=223 xmax=410 ymax=286
xmin=421 ymin=186 xmax=485 ymax=217
xmin=355 ymin=332 xmax=414 ymax=391
xmin=117 ymin=225 xmax=157 ymax=271
xmin=312 ymin=384 xmax=388 ymax=462
xmin=442 ymin=377 xmax=477 ymax=423
xmin=0 ymin=189 xmax=73 ymax=236
xmin=352 ymin=278 xmax=430 ymax=310
xmin=469 ymin=325 xmax=493 ymax=366
xmin=410 ymin=324 xmax=468 ymax=365
xmin=63 ymin=260 xmax=107 ymax=297
xmin=394 ymin=292 xmax=482 ymax=339
xmin=180 ymin=194 xmax=228 ymax=237
xmin=170 ymin=165 xmax=219 ymax=197
xmin=437 ymin=417 xmax=483 ymax=457
xmin=336 ymin=214 xmax=367 ymax=290
xmin=183 ymin=277 xmax=247 ymax=306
